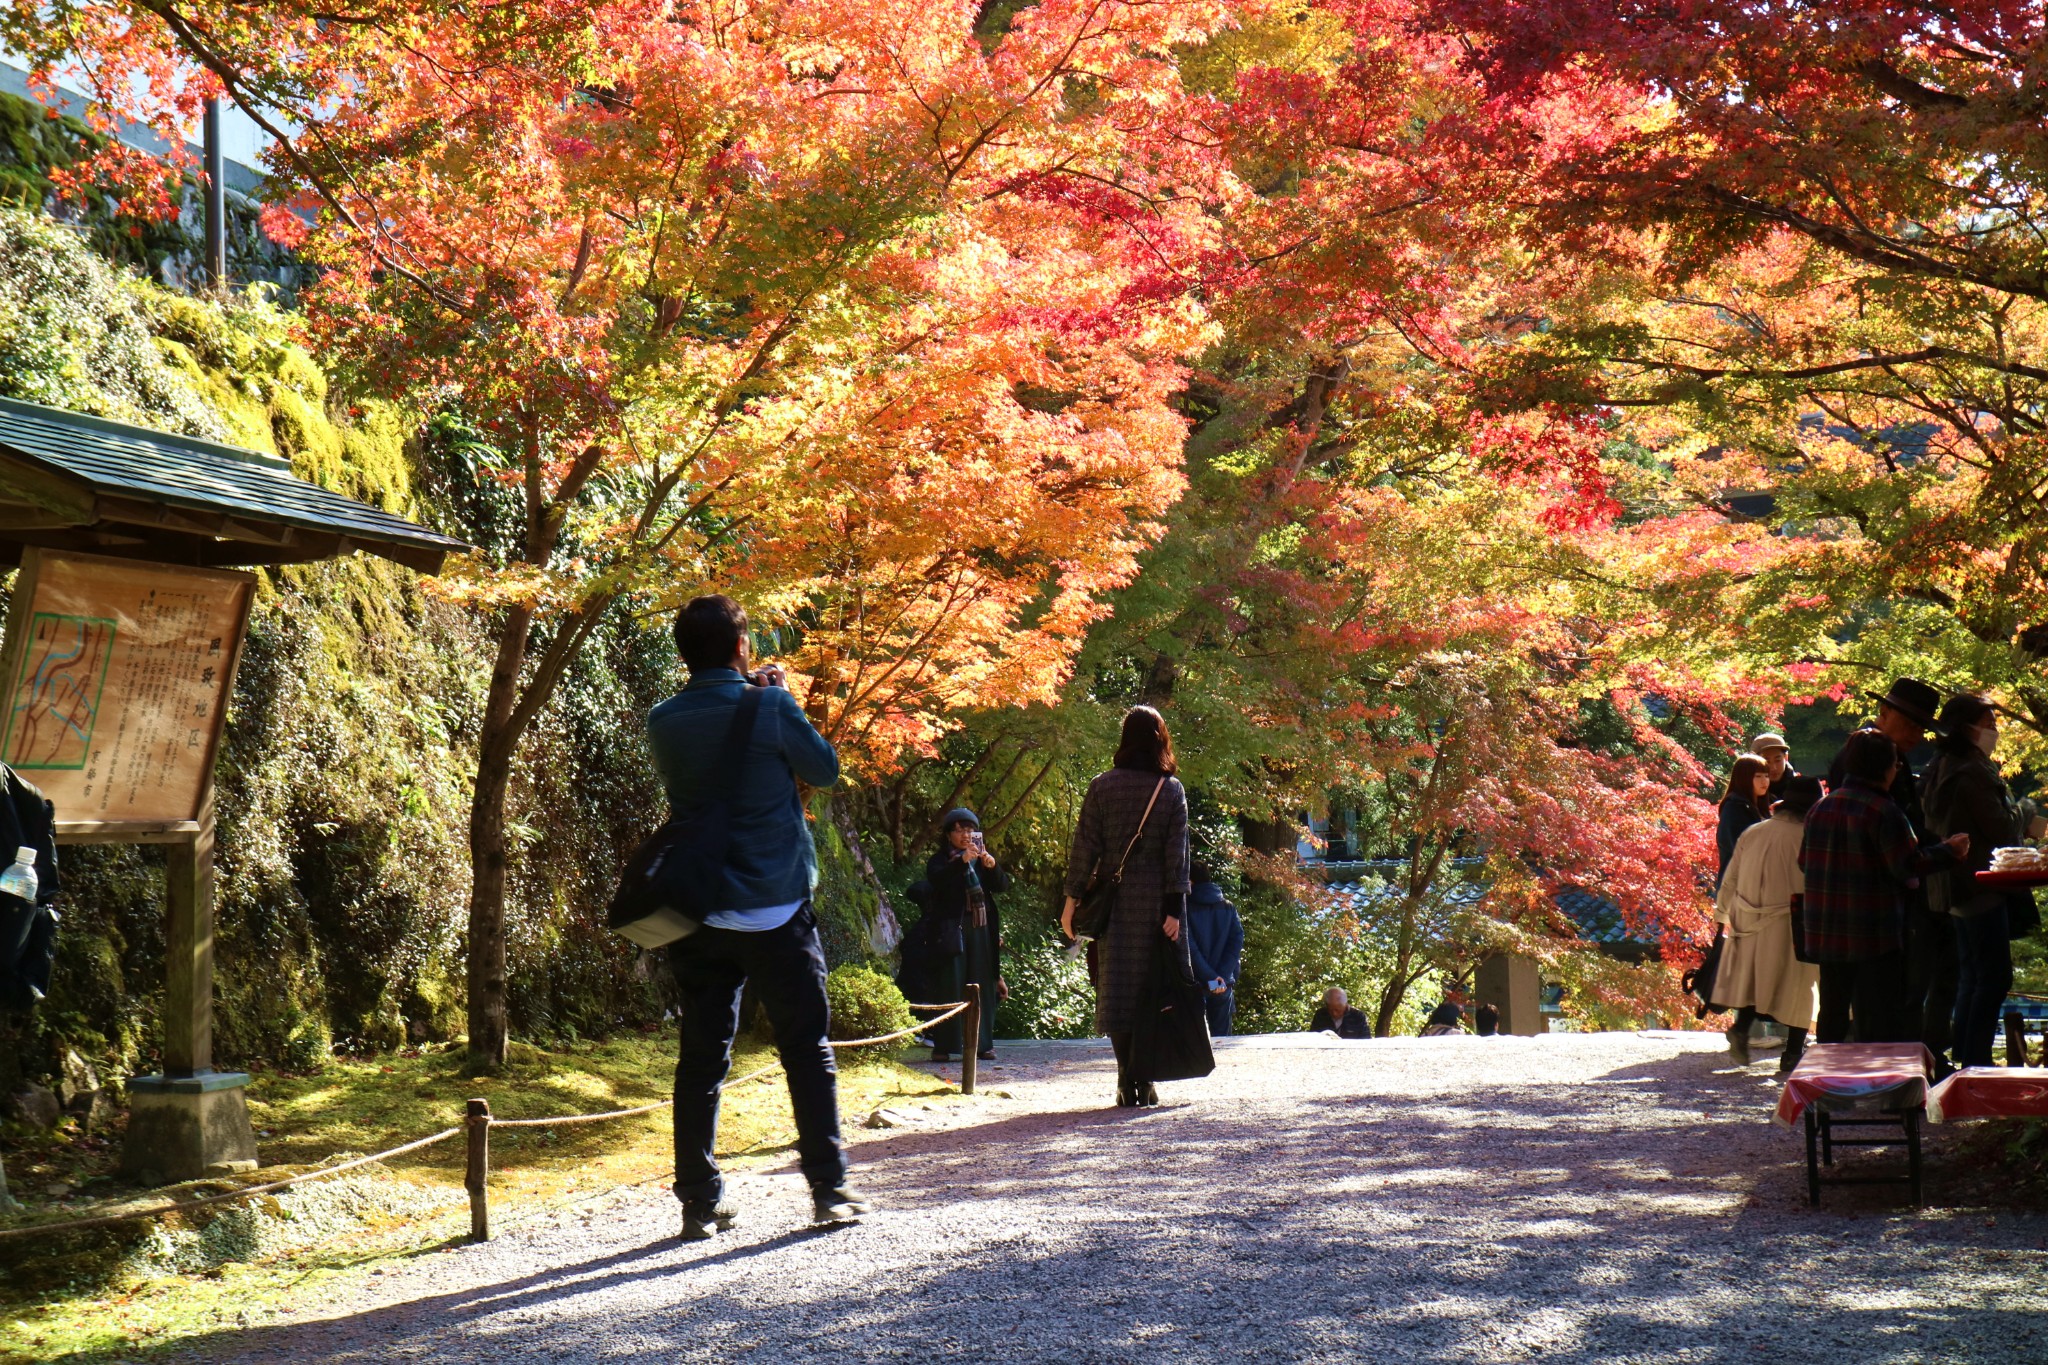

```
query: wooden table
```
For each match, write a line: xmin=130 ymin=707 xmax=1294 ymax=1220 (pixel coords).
xmin=1776 ymin=1043 xmax=1932 ymax=1207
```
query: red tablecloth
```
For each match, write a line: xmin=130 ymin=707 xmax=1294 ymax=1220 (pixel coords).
xmin=1974 ymin=869 xmax=2048 ymax=889
xmin=1927 ymin=1067 xmax=2048 ymax=1123
xmin=1774 ymin=1042 xmax=1932 ymax=1127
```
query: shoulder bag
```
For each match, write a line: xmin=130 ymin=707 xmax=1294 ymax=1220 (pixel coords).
xmin=1130 ymin=934 xmax=1216 ymax=1084
xmin=608 ymin=687 xmax=764 ymax=948
xmin=1072 ymin=776 xmax=1166 ymax=940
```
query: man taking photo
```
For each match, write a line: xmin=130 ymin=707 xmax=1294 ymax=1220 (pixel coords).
xmin=647 ymin=594 xmax=871 ymax=1240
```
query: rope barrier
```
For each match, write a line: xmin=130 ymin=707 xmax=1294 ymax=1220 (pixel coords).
xmin=489 ymin=1001 xmax=968 ymax=1129
xmin=0 ymin=995 xmax=980 ymax=1242
xmin=0 ymin=1126 xmax=463 ymax=1241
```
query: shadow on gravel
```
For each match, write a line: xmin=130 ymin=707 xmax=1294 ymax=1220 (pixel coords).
xmin=148 ymin=1040 xmax=2048 ymax=1365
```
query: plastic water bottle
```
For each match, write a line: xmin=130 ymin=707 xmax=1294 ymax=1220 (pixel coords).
xmin=0 ymin=846 xmax=36 ymax=902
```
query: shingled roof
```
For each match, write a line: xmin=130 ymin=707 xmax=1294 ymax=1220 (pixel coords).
xmin=1318 ymin=858 xmax=1661 ymax=961
xmin=0 ymin=396 xmax=468 ymax=573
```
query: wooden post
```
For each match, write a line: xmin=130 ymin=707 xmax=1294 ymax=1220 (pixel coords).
xmin=960 ymin=984 xmax=981 ymax=1096
xmin=2005 ymin=1010 xmax=2028 ymax=1068
xmin=163 ymin=814 xmax=216 ymax=1077
xmin=466 ymin=1098 xmax=492 ymax=1242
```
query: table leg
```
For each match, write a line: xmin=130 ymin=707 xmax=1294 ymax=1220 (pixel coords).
xmin=1805 ymin=1110 xmax=1822 ymax=1208
xmin=1907 ymin=1107 xmax=1923 ymax=1206
xmin=1821 ymin=1110 xmax=1834 ymax=1167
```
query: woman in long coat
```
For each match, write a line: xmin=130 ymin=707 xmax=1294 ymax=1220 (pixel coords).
xmin=1714 ymin=774 xmax=1823 ymax=1072
xmin=1061 ymin=705 xmax=1191 ymax=1107
xmin=923 ymin=808 xmax=1008 ymax=1063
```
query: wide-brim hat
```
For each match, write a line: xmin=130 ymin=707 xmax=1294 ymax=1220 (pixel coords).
xmin=939 ymin=807 xmax=981 ymax=830
xmin=1868 ymin=677 xmax=1945 ymax=733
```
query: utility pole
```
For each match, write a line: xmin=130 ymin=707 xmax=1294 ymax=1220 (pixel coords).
xmin=202 ymin=98 xmax=226 ymax=289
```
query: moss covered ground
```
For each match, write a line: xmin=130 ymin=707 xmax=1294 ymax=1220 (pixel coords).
xmin=0 ymin=1035 xmax=959 ymax=1362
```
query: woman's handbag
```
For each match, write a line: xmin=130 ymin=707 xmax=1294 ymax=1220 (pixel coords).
xmin=1072 ymin=777 xmax=1167 ymax=939
xmin=1682 ymin=928 xmax=1725 ymax=1018
xmin=1130 ymin=935 xmax=1215 ymax=1084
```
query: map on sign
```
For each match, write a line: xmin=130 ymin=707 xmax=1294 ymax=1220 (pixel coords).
xmin=0 ymin=550 xmax=253 ymax=825
xmin=7 ymin=612 xmax=117 ymax=770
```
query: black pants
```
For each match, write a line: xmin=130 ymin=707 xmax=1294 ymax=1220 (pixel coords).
xmin=930 ymin=920 xmax=996 ymax=1055
xmin=667 ymin=904 xmax=845 ymax=1204
xmin=1952 ymin=906 xmax=2013 ymax=1069
xmin=1906 ymin=908 xmax=1959 ymax=1059
xmin=1816 ymin=953 xmax=1912 ymax=1044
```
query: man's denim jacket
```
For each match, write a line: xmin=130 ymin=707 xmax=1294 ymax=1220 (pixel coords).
xmin=646 ymin=669 xmax=840 ymax=912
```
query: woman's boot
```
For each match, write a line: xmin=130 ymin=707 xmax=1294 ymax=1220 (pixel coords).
xmin=1777 ymin=1028 xmax=1807 ymax=1076
xmin=1725 ymin=1007 xmax=1755 ymax=1065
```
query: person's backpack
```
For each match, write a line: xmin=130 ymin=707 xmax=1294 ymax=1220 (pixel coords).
xmin=0 ymin=765 xmax=59 ymax=1012
xmin=608 ymin=688 xmax=763 ymax=949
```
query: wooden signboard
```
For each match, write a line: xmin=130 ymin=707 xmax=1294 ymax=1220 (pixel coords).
xmin=0 ymin=548 xmax=253 ymax=837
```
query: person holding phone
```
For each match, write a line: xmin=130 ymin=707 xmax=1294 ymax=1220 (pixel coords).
xmin=924 ymin=808 xmax=1009 ymax=1062
xmin=646 ymin=595 xmax=869 ymax=1238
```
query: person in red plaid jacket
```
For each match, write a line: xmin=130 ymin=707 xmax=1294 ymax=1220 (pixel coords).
xmin=1800 ymin=729 xmax=1969 ymax=1045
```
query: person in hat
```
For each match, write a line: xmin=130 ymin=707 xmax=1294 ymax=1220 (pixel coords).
xmin=1185 ymin=862 xmax=1244 ymax=1037
xmin=1924 ymin=695 xmax=2047 ymax=1068
xmin=1825 ymin=677 xmax=1958 ymax=1058
xmin=1716 ymin=774 xmax=1825 ymax=1072
xmin=1752 ymin=732 xmax=1800 ymax=804
xmin=924 ymin=808 xmax=1009 ymax=1063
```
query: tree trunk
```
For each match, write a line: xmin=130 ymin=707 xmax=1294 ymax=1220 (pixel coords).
xmin=1376 ymin=916 xmax=1417 ymax=1039
xmin=465 ymin=603 xmax=534 ymax=1072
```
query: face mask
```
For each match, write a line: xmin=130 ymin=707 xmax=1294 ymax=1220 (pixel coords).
xmin=1976 ymin=724 xmax=1998 ymax=757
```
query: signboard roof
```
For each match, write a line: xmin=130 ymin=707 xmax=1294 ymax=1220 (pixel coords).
xmin=0 ymin=395 xmax=469 ymax=572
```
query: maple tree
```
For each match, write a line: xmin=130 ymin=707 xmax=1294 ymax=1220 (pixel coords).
xmin=6 ymin=0 xmax=1234 ymax=1067
xmin=1380 ymin=0 xmax=2048 ymax=740
xmin=860 ymin=4 xmax=1749 ymax=1026
xmin=17 ymin=0 xmax=1971 ymax=1042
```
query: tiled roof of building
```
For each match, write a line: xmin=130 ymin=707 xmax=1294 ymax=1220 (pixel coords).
xmin=0 ymin=396 xmax=468 ymax=572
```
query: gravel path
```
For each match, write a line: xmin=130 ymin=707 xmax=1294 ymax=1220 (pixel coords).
xmin=175 ymin=1032 xmax=2048 ymax=1364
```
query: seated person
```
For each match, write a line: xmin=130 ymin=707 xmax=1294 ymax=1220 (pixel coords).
xmin=1474 ymin=1002 xmax=1500 ymax=1037
xmin=1420 ymin=1001 xmax=1464 ymax=1036
xmin=1308 ymin=987 xmax=1372 ymax=1039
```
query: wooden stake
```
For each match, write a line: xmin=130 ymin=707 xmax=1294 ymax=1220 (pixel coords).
xmin=961 ymin=984 xmax=981 ymax=1096
xmin=466 ymin=1098 xmax=492 ymax=1241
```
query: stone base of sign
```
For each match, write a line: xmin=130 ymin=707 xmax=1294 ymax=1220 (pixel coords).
xmin=121 ymin=1072 xmax=258 ymax=1183
xmin=1476 ymin=952 xmax=1546 ymax=1036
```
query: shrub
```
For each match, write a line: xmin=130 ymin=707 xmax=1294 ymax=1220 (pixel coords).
xmin=824 ymin=964 xmax=916 ymax=1060
xmin=995 ymin=921 xmax=1096 ymax=1040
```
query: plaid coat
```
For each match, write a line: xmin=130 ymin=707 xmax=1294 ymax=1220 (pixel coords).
xmin=1063 ymin=768 xmax=1192 ymax=1033
xmin=1798 ymin=777 xmax=1958 ymax=962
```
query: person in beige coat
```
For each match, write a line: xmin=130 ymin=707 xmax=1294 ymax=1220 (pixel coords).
xmin=1713 ymin=774 xmax=1824 ymax=1073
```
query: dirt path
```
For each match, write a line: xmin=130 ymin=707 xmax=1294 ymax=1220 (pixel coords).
xmin=162 ymin=1032 xmax=2048 ymax=1364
